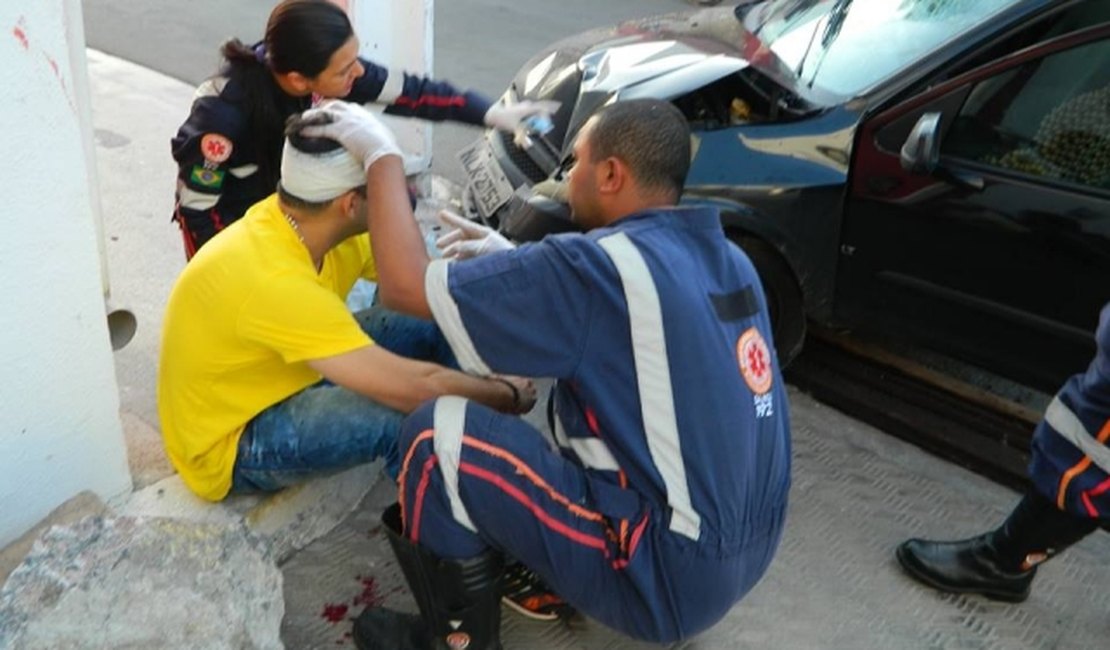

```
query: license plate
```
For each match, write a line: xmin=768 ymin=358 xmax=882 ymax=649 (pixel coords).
xmin=458 ymin=137 xmax=515 ymax=218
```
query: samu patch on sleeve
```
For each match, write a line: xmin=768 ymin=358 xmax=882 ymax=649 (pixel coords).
xmin=737 ymin=327 xmax=773 ymax=395
xmin=200 ymin=133 xmax=233 ymax=163
xmin=190 ymin=165 xmax=225 ymax=189
xmin=737 ymin=327 xmax=776 ymax=418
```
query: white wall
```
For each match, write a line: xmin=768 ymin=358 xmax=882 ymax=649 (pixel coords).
xmin=0 ymin=0 xmax=132 ymax=549
xmin=347 ymin=0 xmax=435 ymax=173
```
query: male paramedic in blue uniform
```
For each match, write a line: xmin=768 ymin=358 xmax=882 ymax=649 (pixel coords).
xmin=898 ymin=301 xmax=1110 ymax=602
xmin=308 ymin=98 xmax=792 ymax=649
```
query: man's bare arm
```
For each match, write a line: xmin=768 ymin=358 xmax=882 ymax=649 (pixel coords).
xmin=306 ymin=343 xmax=534 ymax=414
xmin=364 ymin=156 xmax=434 ymax=318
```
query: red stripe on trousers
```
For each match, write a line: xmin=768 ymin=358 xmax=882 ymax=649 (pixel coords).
xmin=459 ymin=461 xmax=608 ymax=554
xmin=175 ymin=210 xmax=198 ymax=260
xmin=398 ymin=430 xmax=435 ymax=531
xmin=610 ymin=514 xmax=650 ymax=570
xmin=1081 ymin=475 xmax=1110 ymax=517
xmin=209 ymin=208 xmax=225 ymax=230
xmin=460 ymin=435 xmax=605 ymax=522
xmin=409 ymin=455 xmax=438 ymax=543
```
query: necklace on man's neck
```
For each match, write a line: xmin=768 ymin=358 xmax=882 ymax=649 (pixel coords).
xmin=283 ymin=211 xmax=305 ymax=244
xmin=283 ymin=210 xmax=324 ymax=272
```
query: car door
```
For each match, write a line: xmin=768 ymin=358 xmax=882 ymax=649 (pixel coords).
xmin=836 ymin=22 xmax=1110 ymax=392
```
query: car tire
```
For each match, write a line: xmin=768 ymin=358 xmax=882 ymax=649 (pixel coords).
xmin=731 ymin=235 xmax=806 ymax=368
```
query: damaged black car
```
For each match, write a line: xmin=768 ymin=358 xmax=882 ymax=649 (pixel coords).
xmin=458 ymin=0 xmax=1110 ymax=392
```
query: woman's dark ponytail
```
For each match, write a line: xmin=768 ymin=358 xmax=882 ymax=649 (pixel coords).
xmin=219 ymin=37 xmax=286 ymax=191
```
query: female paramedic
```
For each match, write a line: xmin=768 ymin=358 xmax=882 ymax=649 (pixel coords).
xmin=171 ymin=0 xmax=549 ymax=257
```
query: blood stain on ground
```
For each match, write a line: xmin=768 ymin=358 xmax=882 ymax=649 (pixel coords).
xmin=321 ymin=603 xmax=349 ymax=623
xmin=353 ymin=576 xmax=385 ymax=608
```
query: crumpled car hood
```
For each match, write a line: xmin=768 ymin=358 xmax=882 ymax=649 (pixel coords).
xmin=509 ymin=6 xmax=800 ymax=150
xmin=577 ymin=39 xmax=748 ymax=100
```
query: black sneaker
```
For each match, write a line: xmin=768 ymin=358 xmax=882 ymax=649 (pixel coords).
xmin=499 ymin=561 xmax=575 ymax=621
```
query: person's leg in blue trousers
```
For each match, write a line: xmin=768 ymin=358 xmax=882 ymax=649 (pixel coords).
xmin=394 ymin=397 xmax=782 ymax=643
xmin=229 ymin=306 xmax=455 ymax=494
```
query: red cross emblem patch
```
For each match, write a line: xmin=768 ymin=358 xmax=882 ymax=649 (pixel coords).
xmin=200 ymin=133 xmax=232 ymax=164
xmin=737 ymin=327 xmax=773 ymax=395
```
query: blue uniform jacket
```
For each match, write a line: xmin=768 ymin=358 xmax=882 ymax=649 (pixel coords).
xmin=427 ymin=206 xmax=792 ymax=550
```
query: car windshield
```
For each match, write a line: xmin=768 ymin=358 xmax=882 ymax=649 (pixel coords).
xmin=741 ymin=0 xmax=1027 ymax=98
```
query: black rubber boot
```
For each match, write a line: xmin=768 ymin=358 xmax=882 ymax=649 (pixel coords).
xmin=896 ymin=532 xmax=1036 ymax=602
xmin=896 ymin=490 xmax=1098 ymax=602
xmin=353 ymin=503 xmax=504 ymax=650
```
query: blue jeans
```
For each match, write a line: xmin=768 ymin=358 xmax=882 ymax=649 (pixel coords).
xmin=229 ymin=306 xmax=456 ymax=495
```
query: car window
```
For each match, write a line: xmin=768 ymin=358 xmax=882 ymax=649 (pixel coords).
xmin=744 ymin=0 xmax=1022 ymax=98
xmin=942 ymin=38 xmax=1110 ymax=192
xmin=944 ymin=2 xmax=1110 ymax=82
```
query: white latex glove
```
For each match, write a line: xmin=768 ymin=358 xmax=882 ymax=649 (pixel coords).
xmin=301 ymin=100 xmax=401 ymax=170
xmin=483 ymin=100 xmax=561 ymax=133
xmin=435 ymin=209 xmax=515 ymax=259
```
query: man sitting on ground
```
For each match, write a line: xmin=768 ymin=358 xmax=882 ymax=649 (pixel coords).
xmin=157 ymin=115 xmax=533 ymax=503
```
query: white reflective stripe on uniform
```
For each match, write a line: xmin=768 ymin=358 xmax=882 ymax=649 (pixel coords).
xmin=433 ymin=396 xmax=478 ymax=533
xmin=425 ymin=259 xmax=492 ymax=375
xmin=570 ymin=438 xmax=621 ymax=472
xmin=375 ymin=69 xmax=406 ymax=104
xmin=598 ymin=232 xmax=701 ymax=540
xmin=178 ymin=185 xmax=219 ymax=210
xmin=193 ymin=76 xmax=228 ymax=100
xmin=1045 ymin=396 xmax=1110 ymax=474
xmin=228 ymin=164 xmax=258 ymax=179
xmin=554 ymin=409 xmax=619 ymax=470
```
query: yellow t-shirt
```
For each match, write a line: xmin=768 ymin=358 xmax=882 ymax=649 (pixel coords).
xmin=158 ymin=194 xmax=378 ymax=500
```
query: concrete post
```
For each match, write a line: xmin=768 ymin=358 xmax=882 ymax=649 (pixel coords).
xmin=346 ymin=0 xmax=435 ymax=174
xmin=0 ymin=0 xmax=132 ymax=550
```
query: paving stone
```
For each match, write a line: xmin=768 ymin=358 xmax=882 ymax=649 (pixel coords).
xmin=121 ymin=461 xmax=383 ymax=564
xmin=0 ymin=515 xmax=282 ymax=650
xmin=0 ymin=492 xmax=106 ymax=589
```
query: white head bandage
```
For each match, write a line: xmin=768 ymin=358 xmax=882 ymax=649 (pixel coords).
xmin=279 ymin=140 xmax=366 ymax=202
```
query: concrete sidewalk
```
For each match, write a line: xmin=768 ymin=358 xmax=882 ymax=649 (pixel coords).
xmin=282 ymin=386 xmax=1110 ymax=650
xmin=87 ymin=51 xmax=1110 ymax=650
